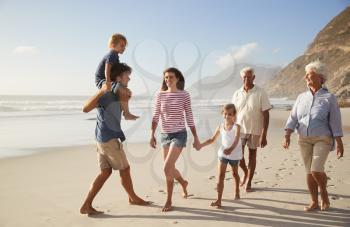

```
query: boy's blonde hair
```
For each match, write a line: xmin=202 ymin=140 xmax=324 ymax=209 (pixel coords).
xmin=108 ymin=33 xmax=127 ymax=48
xmin=222 ymin=103 xmax=236 ymax=115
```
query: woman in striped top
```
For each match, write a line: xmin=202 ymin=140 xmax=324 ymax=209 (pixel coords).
xmin=150 ymin=67 xmax=200 ymax=212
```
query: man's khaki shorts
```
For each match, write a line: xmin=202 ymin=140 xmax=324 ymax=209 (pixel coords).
xmin=240 ymin=133 xmax=261 ymax=149
xmin=298 ymin=136 xmax=332 ymax=174
xmin=96 ymin=139 xmax=129 ymax=170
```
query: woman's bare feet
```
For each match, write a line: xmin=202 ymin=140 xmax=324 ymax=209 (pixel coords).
xmin=210 ymin=200 xmax=222 ymax=208
xmin=240 ymin=170 xmax=248 ymax=186
xmin=128 ymin=197 xmax=151 ymax=206
xmin=162 ymin=201 xmax=172 ymax=212
xmin=321 ymin=202 xmax=330 ymax=211
xmin=181 ymin=180 xmax=189 ymax=198
xmin=304 ymin=202 xmax=319 ymax=212
xmin=80 ymin=205 xmax=104 ymax=215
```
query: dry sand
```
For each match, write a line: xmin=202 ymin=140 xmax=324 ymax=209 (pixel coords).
xmin=0 ymin=109 xmax=349 ymax=227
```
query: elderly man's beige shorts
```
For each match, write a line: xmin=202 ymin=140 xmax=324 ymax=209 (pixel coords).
xmin=240 ymin=133 xmax=260 ymax=149
xmin=298 ymin=136 xmax=333 ymax=174
xmin=96 ymin=139 xmax=129 ymax=170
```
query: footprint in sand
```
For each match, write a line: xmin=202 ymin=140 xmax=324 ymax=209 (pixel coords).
xmin=225 ymin=177 xmax=233 ymax=181
xmin=209 ymin=176 xmax=215 ymax=180
xmin=328 ymin=165 xmax=334 ymax=169
xmin=327 ymin=184 xmax=336 ymax=188
xmin=278 ymin=168 xmax=286 ymax=171
xmin=265 ymin=167 xmax=271 ymax=170
xmin=288 ymin=172 xmax=294 ymax=175
xmin=330 ymin=195 xmax=340 ymax=200
xmin=253 ymin=180 xmax=264 ymax=184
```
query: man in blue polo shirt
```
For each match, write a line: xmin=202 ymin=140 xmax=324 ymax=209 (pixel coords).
xmin=80 ymin=63 xmax=149 ymax=215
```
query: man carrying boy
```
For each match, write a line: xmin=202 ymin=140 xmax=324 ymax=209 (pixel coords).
xmin=80 ymin=63 xmax=149 ymax=215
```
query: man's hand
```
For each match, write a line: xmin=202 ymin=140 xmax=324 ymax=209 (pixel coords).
xmin=260 ymin=134 xmax=267 ymax=148
xmin=336 ymin=139 xmax=344 ymax=159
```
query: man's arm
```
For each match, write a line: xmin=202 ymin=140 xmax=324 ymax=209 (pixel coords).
xmin=260 ymin=109 xmax=270 ymax=148
xmin=82 ymin=85 xmax=107 ymax=113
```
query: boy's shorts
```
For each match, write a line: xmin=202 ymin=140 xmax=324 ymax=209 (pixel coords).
xmin=219 ymin=156 xmax=239 ymax=166
xmin=240 ymin=133 xmax=260 ymax=149
xmin=96 ymin=139 xmax=129 ymax=170
xmin=161 ymin=130 xmax=187 ymax=148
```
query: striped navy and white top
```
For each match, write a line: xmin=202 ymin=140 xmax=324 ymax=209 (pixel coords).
xmin=152 ymin=90 xmax=195 ymax=133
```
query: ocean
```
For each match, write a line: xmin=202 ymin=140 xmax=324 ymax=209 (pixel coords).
xmin=0 ymin=95 xmax=294 ymax=158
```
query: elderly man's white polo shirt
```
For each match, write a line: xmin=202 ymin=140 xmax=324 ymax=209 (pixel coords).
xmin=231 ymin=85 xmax=272 ymax=136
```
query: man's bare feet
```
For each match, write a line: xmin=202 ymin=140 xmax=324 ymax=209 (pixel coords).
xmin=304 ymin=202 xmax=319 ymax=212
xmin=245 ymin=183 xmax=253 ymax=192
xmin=321 ymin=202 xmax=330 ymax=211
xmin=80 ymin=205 xmax=104 ymax=215
xmin=124 ymin=112 xmax=139 ymax=120
xmin=162 ymin=201 xmax=172 ymax=212
xmin=240 ymin=171 xmax=248 ymax=186
xmin=210 ymin=200 xmax=222 ymax=208
xmin=128 ymin=197 xmax=151 ymax=206
xmin=181 ymin=180 xmax=189 ymax=198
xmin=234 ymin=193 xmax=240 ymax=200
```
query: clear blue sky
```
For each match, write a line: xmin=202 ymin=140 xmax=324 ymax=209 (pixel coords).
xmin=0 ymin=0 xmax=348 ymax=95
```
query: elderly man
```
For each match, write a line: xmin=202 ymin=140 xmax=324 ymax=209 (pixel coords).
xmin=232 ymin=67 xmax=272 ymax=192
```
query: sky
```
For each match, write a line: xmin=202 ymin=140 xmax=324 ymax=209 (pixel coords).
xmin=0 ymin=0 xmax=348 ymax=96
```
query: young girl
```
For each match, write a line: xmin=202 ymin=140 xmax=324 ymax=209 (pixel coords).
xmin=199 ymin=104 xmax=242 ymax=208
xmin=150 ymin=67 xmax=200 ymax=212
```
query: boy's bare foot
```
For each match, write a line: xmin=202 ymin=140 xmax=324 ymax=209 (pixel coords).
xmin=124 ymin=112 xmax=139 ymax=120
xmin=240 ymin=171 xmax=248 ymax=186
xmin=80 ymin=205 xmax=104 ymax=215
xmin=210 ymin=200 xmax=222 ymax=208
xmin=304 ymin=202 xmax=319 ymax=212
xmin=128 ymin=197 xmax=151 ymax=206
xmin=181 ymin=180 xmax=189 ymax=198
xmin=162 ymin=201 xmax=172 ymax=212
xmin=321 ymin=202 xmax=330 ymax=211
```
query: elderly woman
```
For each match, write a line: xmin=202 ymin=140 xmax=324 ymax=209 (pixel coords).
xmin=283 ymin=61 xmax=344 ymax=212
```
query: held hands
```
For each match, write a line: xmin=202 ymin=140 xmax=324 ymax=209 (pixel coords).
xmin=192 ymin=137 xmax=201 ymax=151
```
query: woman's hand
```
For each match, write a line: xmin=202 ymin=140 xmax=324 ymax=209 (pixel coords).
xmin=150 ymin=135 xmax=157 ymax=149
xmin=283 ymin=134 xmax=291 ymax=149
xmin=335 ymin=137 xmax=344 ymax=159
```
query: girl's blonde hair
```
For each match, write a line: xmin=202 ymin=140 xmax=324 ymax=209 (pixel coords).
xmin=108 ymin=33 xmax=127 ymax=48
xmin=222 ymin=103 xmax=236 ymax=115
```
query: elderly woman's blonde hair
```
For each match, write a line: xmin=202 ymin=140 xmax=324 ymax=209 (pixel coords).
xmin=108 ymin=33 xmax=127 ymax=48
xmin=240 ymin=67 xmax=255 ymax=77
xmin=305 ymin=60 xmax=328 ymax=83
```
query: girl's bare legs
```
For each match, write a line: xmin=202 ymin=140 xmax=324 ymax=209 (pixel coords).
xmin=163 ymin=146 xmax=188 ymax=198
xmin=231 ymin=164 xmax=240 ymax=200
xmin=211 ymin=161 xmax=227 ymax=208
xmin=162 ymin=145 xmax=184 ymax=212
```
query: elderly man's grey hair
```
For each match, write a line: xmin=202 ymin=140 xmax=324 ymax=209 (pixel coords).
xmin=240 ymin=67 xmax=255 ymax=77
xmin=305 ymin=60 xmax=328 ymax=82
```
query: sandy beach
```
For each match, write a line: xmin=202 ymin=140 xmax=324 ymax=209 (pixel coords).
xmin=0 ymin=109 xmax=349 ymax=227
